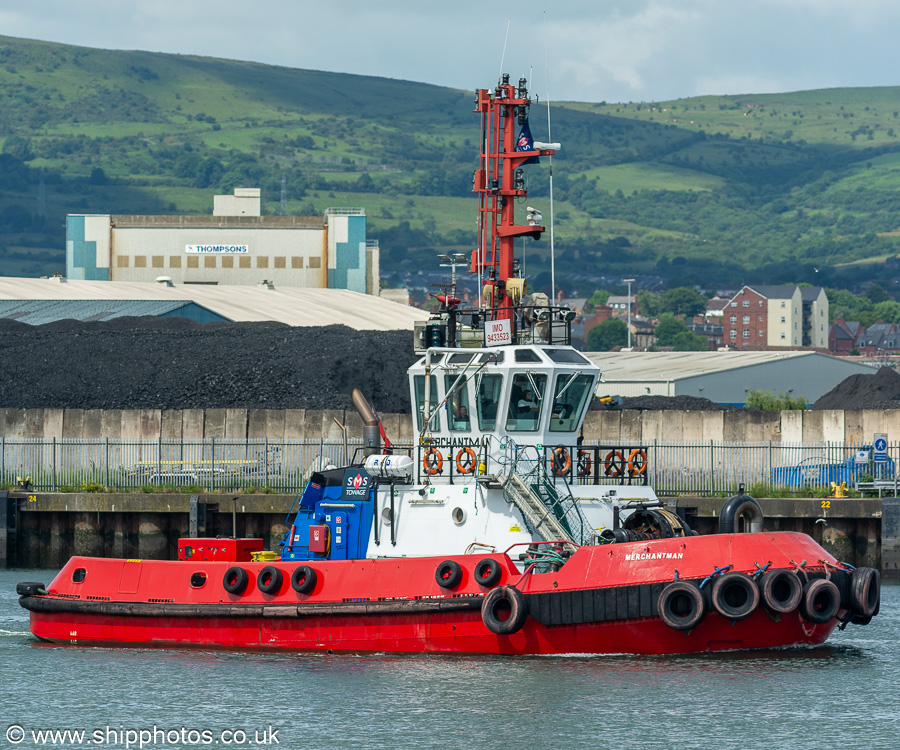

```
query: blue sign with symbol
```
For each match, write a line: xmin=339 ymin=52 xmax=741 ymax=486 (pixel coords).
xmin=874 ymin=433 xmax=888 ymax=462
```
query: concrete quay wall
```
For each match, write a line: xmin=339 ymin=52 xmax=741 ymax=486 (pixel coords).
xmin=11 ymin=492 xmax=295 ymax=569
xmin=0 ymin=407 xmax=898 ymax=444
xmin=2 ymin=491 xmax=894 ymax=575
xmin=0 ymin=408 xmax=416 ymax=444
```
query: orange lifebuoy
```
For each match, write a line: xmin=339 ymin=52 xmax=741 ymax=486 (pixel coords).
xmin=577 ymin=450 xmax=592 ymax=478
xmin=456 ymin=446 xmax=477 ymax=474
xmin=628 ymin=448 xmax=648 ymax=476
xmin=423 ymin=448 xmax=444 ymax=475
xmin=604 ymin=450 xmax=625 ymax=477
xmin=551 ymin=447 xmax=572 ymax=476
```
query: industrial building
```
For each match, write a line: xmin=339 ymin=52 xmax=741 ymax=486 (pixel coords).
xmin=66 ymin=189 xmax=379 ymax=295
xmin=586 ymin=350 xmax=875 ymax=406
xmin=0 ymin=277 xmax=427 ymax=331
xmin=0 ymin=299 xmax=228 ymax=325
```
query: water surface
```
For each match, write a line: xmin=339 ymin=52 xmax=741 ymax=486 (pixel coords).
xmin=1 ymin=569 xmax=896 ymax=749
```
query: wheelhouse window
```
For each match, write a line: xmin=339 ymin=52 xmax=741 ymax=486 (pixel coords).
xmin=445 ymin=374 xmax=471 ymax=431
xmin=476 ymin=373 xmax=503 ymax=431
xmin=544 ymin=349 xmax=590 ymax=365
xmin=549 ymin=374 xmax=594 ymax=432
xmin=413 ymin=375 xmax=439 ymax=431
xmin=506 ymin=373 xmax=547 ymax=432
xmin=514 ymin=349 xmax=542 ymax=363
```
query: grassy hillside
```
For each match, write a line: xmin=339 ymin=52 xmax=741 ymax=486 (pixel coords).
xmin=2 ymin=35 xmax=900 ymax=292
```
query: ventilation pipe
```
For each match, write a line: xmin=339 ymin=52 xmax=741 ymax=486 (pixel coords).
xmin=351 ymin=388 xmax=382 ymax=457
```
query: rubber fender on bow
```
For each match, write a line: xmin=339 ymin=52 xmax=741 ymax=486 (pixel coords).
xmin=291 ymin=565 xmax=318 ymax=595
xmin=710 ymin=571 xmax=760 ymax=621
xmin=257 ymin=565 xmax=283 ymax=595
xmin=16 ymin=581 xmax=46 ymax=597
xmin=849 ymin=567 xmax=880 ymax=618
xmin=658 ymin=581 xmax=707 ymax=631
xmin=718 ymin=493 xmax=764 ymax=534
xmin=799 ymin=578 xmax=841 ymax=624
xmin=435 ymin=560 xmax=463 ymax=589
xmin=223 ymin=566 xmax=249 ymax=595
xmin=481 ymin=585 xmax=528 ymax=635
xmin=757 ymin=569 xmax=802 ymax=614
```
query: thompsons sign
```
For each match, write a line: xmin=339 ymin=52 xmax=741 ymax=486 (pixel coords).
xmin=185 ymin=244 xmax=249 ymax=254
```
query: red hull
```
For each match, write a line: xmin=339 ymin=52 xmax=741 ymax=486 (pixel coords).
xmin=23 ymin=532 xmax=843 ymax=655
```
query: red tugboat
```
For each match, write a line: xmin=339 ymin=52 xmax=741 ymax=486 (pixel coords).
xmin=18 ymin=75 xmax=880 ymax=654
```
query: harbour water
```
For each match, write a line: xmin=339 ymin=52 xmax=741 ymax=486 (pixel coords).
xmin=1 ymin=568 xmax=898 ymax=750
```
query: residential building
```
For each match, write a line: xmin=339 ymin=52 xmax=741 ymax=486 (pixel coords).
xmin=829 ymin=319 xmax=863 ymax=354
xmin=704 ymin=296 xmax=730 ymax=318
xmin=858 ymin=322 xmax=900 ymax=357
xmin=688 ymin=320 xmax=723 ymax=349
xmin=724 ymin=285 xmax=828 ymax=349
xmin=607 ymin=295 xmax=638 ymax=316
xmin=629 ymin=318 xmax=656 ymax=350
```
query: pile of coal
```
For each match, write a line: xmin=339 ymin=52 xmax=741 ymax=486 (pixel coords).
xmin=0 ymin=318 xmax=419 ymax=413
xmin=591 ymin=395 xmax=742 ymax=412
xmin=812 ymin=366 xmax=900 ymax=410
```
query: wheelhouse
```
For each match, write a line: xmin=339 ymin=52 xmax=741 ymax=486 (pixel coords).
xmin=408 ymin=345 xmax=600 ymax=447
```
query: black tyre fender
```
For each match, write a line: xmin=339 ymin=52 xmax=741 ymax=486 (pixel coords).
xmin=758 ymin=569 xmax=802 ymax=614
xmin=710 ymin=571 xmax=760 ymax=621
xmin=435 ymin=560 xmax=463 ymax=589
xmin=223 ymin=566 xmax=249 ymax=595
xmin=799 ymin=578 xmax=840 ymax=624
xmin=257 ymin=565 xmax=283 ymax=595
xmin=16 ymin=581 xmax=46 ymax=597
xmin=481 ymin=585 xmax=528 ymax=635
xmin=291 ymin=565 xmax=317 ymax=595
xmin=849 ymin=567 xmax=880 ymax=617
xmin=658 ymin=581 xmax=706 ymax=631
xmin=475 ymin=558 xmax=502 ymax=587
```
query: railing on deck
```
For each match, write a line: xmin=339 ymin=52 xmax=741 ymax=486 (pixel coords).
xmin=1 ymin=436 xmax=898 ymax=496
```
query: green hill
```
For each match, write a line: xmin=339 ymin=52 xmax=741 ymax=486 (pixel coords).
xmin=2 ymin=34 xmax=900 ymax=291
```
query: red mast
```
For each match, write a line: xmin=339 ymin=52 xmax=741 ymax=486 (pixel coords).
xmin=470 ymin=75 xmax=555 ymax=322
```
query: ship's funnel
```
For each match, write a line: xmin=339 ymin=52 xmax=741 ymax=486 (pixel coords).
xmin=351 ymin=388 xmax=381 ymax=456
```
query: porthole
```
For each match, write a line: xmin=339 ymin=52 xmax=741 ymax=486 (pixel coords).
xmin=381 ymin=508 xmax=393 ymax=524
xmin=190 ymin=572 xmax=207 ymax=588
xmin=72 ymin=568 xmax=86 ymax=583
xmin=452 ymin=507 xmax=467 ymax=525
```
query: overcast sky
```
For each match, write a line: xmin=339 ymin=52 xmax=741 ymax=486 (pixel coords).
xmin=3 ymin=0 xmax=898 ymax=103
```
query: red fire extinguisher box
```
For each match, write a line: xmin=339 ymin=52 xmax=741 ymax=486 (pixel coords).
xmin=309 ymin=526 xmax=330 ymax=555
xmin=178 ymin=538 xmax=264 ymax=562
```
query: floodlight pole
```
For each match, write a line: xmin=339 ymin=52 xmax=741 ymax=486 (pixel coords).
xmin=625 ymin=278 xmax=635 ymax=350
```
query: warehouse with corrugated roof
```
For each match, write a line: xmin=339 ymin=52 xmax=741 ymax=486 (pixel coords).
xmin=0 ymin=277 xmax=428 ymax=331
xmin=585 ymin=350 xmax=876 ymax=406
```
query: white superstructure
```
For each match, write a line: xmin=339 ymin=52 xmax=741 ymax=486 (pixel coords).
xmin=361 ymin=341 xmax=659 ymax=561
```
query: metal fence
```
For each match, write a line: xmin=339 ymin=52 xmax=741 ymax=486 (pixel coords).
xmin=579 ymin=439 xmax=898 ymax=496
xmin=1 ymin=436 xmax=897 ymax=496
xmin=0 ymin=437 xmax=364 ymax=492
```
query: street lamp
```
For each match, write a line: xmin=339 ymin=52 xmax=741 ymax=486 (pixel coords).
xmin=624 ymin=278 xmax=635 ymax=350
xmin=438 ymin=253 xmax=468 ymax=298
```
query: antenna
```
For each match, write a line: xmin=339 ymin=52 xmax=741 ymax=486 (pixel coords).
xmin=498 ymin=19 xmax=511 ymax=85
xmin=543 ymin=11 xmax=556 ymax=303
